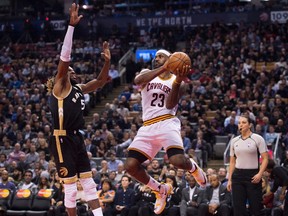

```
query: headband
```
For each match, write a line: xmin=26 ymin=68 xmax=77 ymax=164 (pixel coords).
xmin=156 ymin=49 xmax=171 ymax=57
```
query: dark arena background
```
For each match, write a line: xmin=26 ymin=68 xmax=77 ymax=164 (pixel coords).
xmin=0 ymin=0 xmax=287 ymax=215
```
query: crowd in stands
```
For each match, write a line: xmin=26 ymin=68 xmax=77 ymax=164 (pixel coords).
xmin=0 ymin=9 xmax=288 ymax=215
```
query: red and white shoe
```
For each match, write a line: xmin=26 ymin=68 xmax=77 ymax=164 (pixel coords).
xmin=153 ymin=183 xmax=173 ymax=215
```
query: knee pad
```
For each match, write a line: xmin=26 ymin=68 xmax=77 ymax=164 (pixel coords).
xmin=79 ymin=178 xmax=98 ymax=201
xmin=64 ymin=183 xmax=77 ymax=208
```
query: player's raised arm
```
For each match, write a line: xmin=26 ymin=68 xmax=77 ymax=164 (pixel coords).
xmin=55 ymin=3 xmax=82 ymax=83
xmin=80 ymin=41 xmax=111 ymax=94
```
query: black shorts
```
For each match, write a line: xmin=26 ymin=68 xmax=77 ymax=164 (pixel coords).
xmin=49 ymin=131 xmax=91 ymax=180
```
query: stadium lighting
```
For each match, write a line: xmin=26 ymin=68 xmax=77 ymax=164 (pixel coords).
xmin=81 ymin=4 xmax=93 ymax=9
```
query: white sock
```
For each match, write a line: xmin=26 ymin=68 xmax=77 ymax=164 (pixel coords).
xmin=147 ymin=176 xmax=161 ymax=191
xmin=92 ymin=208 xmax=103 ymax=216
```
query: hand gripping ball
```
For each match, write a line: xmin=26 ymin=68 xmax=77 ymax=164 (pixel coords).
xmin=166 ymin=52 xmax=191 ymax=75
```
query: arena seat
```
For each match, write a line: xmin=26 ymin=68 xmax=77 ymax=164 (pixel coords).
xmin=194 ymin=150 xmax=203 ymax=168
xmin=204 ymin=100 xmax=211 ymax=105
xmin=126 ymin=116 xmax=135 ymax=123
xmin=206 ymin=111 xmax=217 ymax=118
xmin=215 ymin=136 xmax=229 ymax=144
xmin=207 ymin=116 xmax=215 ymax=122
xmin=214 ymin=136 xmax=230 ymax=159
xmin=202 ymin=104 xmax=208 ymax=110
xmin=282 ymin=98 xmax=288 ymax=104
xmin=255 ymin=62 xmax=265 ymax=73
xmin=0 ymin=189 xmax=13 ymax=213
xmin=265 ymin=62 xmax=276 ymax=72
xmin=6 ymin=189 xmax=34 ymax=216
xmin=129 ymin=111 xmax=140 ymax=118
xmin=129 ymin=99 xmax=138 ymax=108
xmin=26 ymin=189 xmax=53 ymax=216
xmin=91 ymin=157 xmax=104 ymax=169
xmin=155 ymin=150 xmax=165 ymax=158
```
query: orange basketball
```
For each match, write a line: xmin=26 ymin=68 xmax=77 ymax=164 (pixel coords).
xmin=166 ymin=52 xmax=191 ymax=75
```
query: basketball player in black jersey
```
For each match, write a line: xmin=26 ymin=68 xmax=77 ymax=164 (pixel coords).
xmin=46 ymin=3 xmax=110 ymax=216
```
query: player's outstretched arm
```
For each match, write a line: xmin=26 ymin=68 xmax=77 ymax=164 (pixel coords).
xmin=56 ymin=3 xmax=83 ymax=84
xmin=81 ymin=41 xmax=111 ymax=94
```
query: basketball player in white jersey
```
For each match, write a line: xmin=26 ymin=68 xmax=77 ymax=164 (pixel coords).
xmin=124 ymin=49 xmax=207 ymax=215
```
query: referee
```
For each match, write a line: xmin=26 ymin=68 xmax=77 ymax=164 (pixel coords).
xmin=227 ymin=114 xmax=268 ymax=216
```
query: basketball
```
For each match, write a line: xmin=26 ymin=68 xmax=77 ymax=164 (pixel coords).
xmin=166 ymin=52 xmax=191 ymax=75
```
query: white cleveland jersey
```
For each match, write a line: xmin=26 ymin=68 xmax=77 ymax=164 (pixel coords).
xmin=141 ymin=74 xmax=178 ymax=121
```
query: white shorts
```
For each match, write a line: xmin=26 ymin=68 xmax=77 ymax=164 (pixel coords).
xmin=128 ymin=117 xmax=183 ymax=160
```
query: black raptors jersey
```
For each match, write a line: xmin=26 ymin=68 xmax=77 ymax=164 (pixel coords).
xmin=49 ymin=85 xmax=85 ymax=130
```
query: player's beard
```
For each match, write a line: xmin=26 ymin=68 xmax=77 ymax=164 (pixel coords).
xmin=154 ymin=61 xmax=162 ymax=69
xmin=70 ymin=78 xmax=78 ymax=86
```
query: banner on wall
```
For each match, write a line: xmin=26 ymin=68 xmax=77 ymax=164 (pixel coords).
xmin=50 ymin=20 xmax=66 ymax=31
xmin=136 ymin=16 xmax=193 ymax=27
xmin=270 ymin=11 xmax=288 ymax=23
xmin=0 ymin=10 xmax=282 ymax=40
xmin=135 ymin=49 xmax=157 ymax=62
